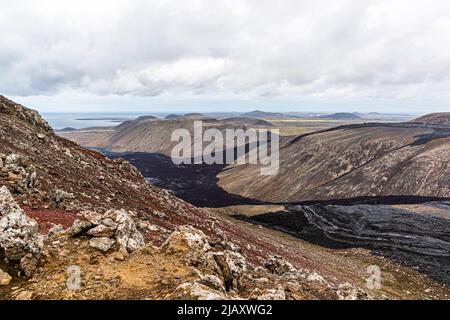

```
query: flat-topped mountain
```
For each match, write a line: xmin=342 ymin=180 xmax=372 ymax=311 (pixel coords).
xmin=56 ymin=127 xmax=77 ymax=132
xmin=182 ymin=112 xmax=205 ymax=119
xmin=164 ymin=113 xmax=205 ymax=120
xmin=164 ymin=114 xmax=179 ymax=119
xmin=319 ymin=112 xmax=362 ymax=120
xmin=241 ymin=110 xmax=285 ymax=119
xmin=411 ymin=113 xmax=450 ymax=125
xmin=114 ymin=115 xmax=159 ymax=131
xmin=221 ymin=117 xmax=273 ymax=126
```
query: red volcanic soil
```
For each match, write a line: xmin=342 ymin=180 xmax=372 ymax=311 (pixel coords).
xmin=22 ymin=207 xmax=79 ymax=234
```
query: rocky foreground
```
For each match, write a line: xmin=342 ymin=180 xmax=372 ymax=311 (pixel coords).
xmin=0 ymin=185 xmax=373 ymax=300
xmin=0 ymin=95 xmax=449 ymax=300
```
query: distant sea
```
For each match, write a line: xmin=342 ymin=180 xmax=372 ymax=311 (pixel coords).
xmin=41 ymin=112 xmax=172 ymax=130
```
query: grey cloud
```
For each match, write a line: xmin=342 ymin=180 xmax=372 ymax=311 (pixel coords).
xmin=1 ymin=0 xmax=450 ymax=103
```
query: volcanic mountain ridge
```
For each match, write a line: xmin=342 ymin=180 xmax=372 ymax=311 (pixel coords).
xmin=411 ymin=112 xmax=450 ymax=125
xmin=218 ymin=122 xmax=450 ymax=203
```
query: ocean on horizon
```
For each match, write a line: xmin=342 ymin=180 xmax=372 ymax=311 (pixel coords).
xmin=41 ymin=112 xmax=173 ymax=130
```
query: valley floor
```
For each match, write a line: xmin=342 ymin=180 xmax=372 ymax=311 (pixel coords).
xmin=209 ymin=205 xmax=450 ymax=299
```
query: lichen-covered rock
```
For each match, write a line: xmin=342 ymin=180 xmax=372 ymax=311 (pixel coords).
xmin=264 ymin=255 xmax=327 ymax=285
xmin=67 ymin=219 xmax=92 ymax=237
xmin=174 ymin=282 xmax=228 ymax=300
xmin=161 ymin=225 xmax=211 ymax=257
xmin=20 ymin=253 xmax=39 ymax=277
xmin=162 ymin=225 xmax=250 ymax=295
xmin=0 ymin=154 xmax=39 ymax=193
xmin=162 ymin=225 xmax=247 ymax=292
xmin=51 ymin=188 xmax=75 ymax=206
xmin=87 ymin=224 xmax=115 ymax=238
xmin=81 ymin=211 xmax=103 ymax=225
xmin=89 ymin=237 xmax=115 ymax=252
xmin=336 ymin=283 xmax=368 ymax=300
xmin=0 ymin=186 xmax=44 ymax=265
xmin=0 ymin=268 xmax=12 ymax=286
xmin=223 ymin=251 xmax=246 ymax=275
xmin=250 ymin=288 xmax=286 ymax=300
xmin=48 ymin=224 xmax=64 ymax=237
xmin=0 ymin=211 xmax=44 ymax=260
xmin=306 ymin=271 xmax=326 ymax=284
xmin=0 ymin=185 xmax=22 ymax=217
xmin=211 ymin=250 xmax=247 ymax=291
xmin=103 ymin=209 xmax=144 ymax=253
xmin=100 ymin=217 xmax=117 ymax=229
xmin=264 ymin=255 xmax=297 ymax=276
xmin=152 ymin=210 xmax=167 ymax=219
xmin=70 ymin=209 xmax=144 ymax=253
xmin=198 ymin=275 xmax=225 ymax=292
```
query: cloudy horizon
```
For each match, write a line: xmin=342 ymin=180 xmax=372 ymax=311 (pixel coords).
xmin=2 ymin=0 xmax=450 ymax=114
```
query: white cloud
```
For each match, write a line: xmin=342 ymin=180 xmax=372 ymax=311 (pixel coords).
xmin=2 ymin=0 xmax=450 ymax=112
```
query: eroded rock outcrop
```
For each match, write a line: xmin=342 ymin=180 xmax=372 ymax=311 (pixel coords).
xmin=174 ymin=282 xmax=228 ymax=300
xmin=161 ymin=225 xmax=211 ymax=259
xmin=68 ymin=209 xmax=144 ymax=253
xmin=162 ymin=226 xmax=247 ymax=285
xmin=161 ymin=226 xmax=249 ymax=297
xmin=264 ymin=256 xmax=297 ymax=276
xmin=104 ymin=209 xmax=145 ymax=253
xmin=0 ymin=95 xmax=53 ymax=133
xmin=0 ymin=153 xmax=39 ymax=194
xmin=158 ymin=225 xmax=343 ymax=300
xmin=0 ymin=268 xmax=12 ymax=286
xmin=0 ymin=186 xmax=43 ymax=276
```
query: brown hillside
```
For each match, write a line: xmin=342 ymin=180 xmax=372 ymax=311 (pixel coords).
xmin=411 ymin=112 xmax=450 ymax=125
xmin=218 ymin=123 xmax=450 ymax=202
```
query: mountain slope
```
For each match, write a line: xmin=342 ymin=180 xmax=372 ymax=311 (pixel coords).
xmin=218 ymin=123 xmax=450 ymax=202
xmin=411 ymin=113 xmax=450 ymax=125
xmin=0 ymin=95 xmax=195 ymax=216
xmin=62 ymin=117 xmax=274 ymax=156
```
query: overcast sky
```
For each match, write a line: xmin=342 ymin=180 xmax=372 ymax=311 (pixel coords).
xmin=2 ymin=0 xmax=450 ymax=114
